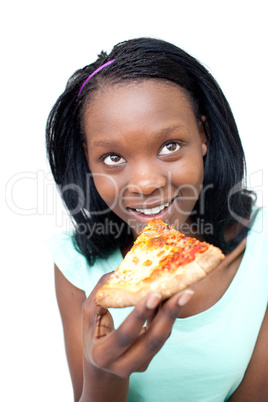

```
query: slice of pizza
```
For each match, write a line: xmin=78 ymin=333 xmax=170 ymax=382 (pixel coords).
xmin=95 ymin=219 xmax=225 ymax=308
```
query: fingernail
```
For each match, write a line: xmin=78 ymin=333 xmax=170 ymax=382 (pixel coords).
xmin=146 ymin=293 xmax=162 ymax=309
xmin=177 ymin=290 xmax=194 ymax=306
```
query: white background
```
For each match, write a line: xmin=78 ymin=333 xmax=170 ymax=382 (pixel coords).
xmin=1 ymin=1 xmax=267 ymax=400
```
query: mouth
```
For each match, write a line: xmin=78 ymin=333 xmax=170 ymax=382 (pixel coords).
xmin=132 ymin=200 xmax=171 ymax=215
xmin=127 ymin=198 xmax=176 ymax=222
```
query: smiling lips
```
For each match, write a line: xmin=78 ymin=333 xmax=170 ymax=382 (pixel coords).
xmin=130 ymin=199 xmax=174 ymax=216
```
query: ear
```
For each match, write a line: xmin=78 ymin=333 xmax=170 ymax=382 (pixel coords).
xmin=200 ymin=116 xmax=208 ymax=156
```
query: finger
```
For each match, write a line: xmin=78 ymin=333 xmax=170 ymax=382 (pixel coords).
xmin=81 ymin=273 xmax=115 ymax=361
xmin=145 ymin=288 xmax=192 ymax=328
xmin=91 ymin=272 xmax=114 ymax=297
xmin=147 ymin=289 xmax=194 ymax=336
xmin=82 ymin=272 xmax=114 ymax=329
xmin=110 ymin=290 xmax=194 ymax=376
xmin=145 ymin=304 xmax=160 ymax=329
xmin=92 ymin=292 xmax=162 ymax=367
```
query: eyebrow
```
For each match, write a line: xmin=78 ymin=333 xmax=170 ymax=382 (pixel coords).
xmin=92 ymin=125 xmax=187 ymax=147
xmin=92 ymin=139 xmax=120 ymax=147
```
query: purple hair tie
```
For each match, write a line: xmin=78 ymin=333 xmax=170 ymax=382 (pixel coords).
xmin=77 ymin=59 xmax=115 ymax=98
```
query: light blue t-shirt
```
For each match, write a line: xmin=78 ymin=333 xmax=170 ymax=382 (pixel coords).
xmin=45 ymin=209 xmax=268 ymax=401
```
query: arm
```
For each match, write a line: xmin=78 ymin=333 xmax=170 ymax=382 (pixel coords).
xmin=80 ymin=276 xmax=193 ymax=401
xmin=55 ymin=265 xmax=194 ymax=402
xmin=228 ymin=307 xmax=268 ymax=401
xmin=54 ymin=265 xmax=85 ymax=401
xmin=55 ymin=265 xmax=130 ymax=402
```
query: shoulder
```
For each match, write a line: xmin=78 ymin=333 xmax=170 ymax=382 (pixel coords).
xmin=250 ymin=207 xmax=268 ymax=233
xmin=229 ymin=307 xmax=268 ymax=401
xmin=44 ymin=231 xmax=123 ymax=297
xmin=246 ymin=207 xmax=268 ymax=258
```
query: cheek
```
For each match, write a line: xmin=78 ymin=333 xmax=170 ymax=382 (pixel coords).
xmin=92 ymin=174 xmax=120 ymax=205
xmin=171 ymin=162 xmax=204 ymax=218
xmin=171 ymin=158 xmax=204 ymax=190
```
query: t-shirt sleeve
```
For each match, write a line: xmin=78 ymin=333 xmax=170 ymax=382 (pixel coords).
xmin=44 ymin=232 xmax=88 ymax=292
xmin=43 ymin=232 xmax=121 ymax=297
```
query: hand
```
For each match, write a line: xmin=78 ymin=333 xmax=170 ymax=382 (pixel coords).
xmin=81 ymin=273 xmax=194 ymax=379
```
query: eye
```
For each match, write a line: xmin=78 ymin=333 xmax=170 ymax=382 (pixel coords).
xmin=159 ymin=141 xmax=181 ymax=155
xmin=102 ymin=154 xmax=126 ymax=166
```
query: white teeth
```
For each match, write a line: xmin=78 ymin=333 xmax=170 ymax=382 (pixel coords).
xmin=135 ymin=201 xmax=170 ymax=215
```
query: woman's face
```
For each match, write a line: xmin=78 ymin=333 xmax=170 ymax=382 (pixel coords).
xmin=83 ymin=80 xmax=207 ymax=238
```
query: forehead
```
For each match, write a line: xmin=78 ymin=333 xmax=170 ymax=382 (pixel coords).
xmin=83 ymin=80 xmax=196 ymax=136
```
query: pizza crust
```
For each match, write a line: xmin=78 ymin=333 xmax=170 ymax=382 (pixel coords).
xmin=96 ymin=260 xmax=206 ymax=308
xmin=96 ymin=248 xmax=224 ymax=308
xmin=195 ymin=245 xmax=224 ymax=274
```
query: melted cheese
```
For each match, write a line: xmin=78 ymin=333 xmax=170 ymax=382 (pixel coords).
xmin=109 ymin=245 xmax=173 ymax=286
xmin=105 ymin=219 xmax=209 ymax=290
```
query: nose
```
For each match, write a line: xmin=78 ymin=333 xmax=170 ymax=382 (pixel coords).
xmin=127 ymin=161 xmax=167 ymax=195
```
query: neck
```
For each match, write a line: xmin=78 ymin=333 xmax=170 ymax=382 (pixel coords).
xmin=179 ymin=217 xmax=206 ymax=242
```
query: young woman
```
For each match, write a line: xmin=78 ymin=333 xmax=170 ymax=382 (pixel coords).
xmin=46 ymin=37 xmax=268 ymax=401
